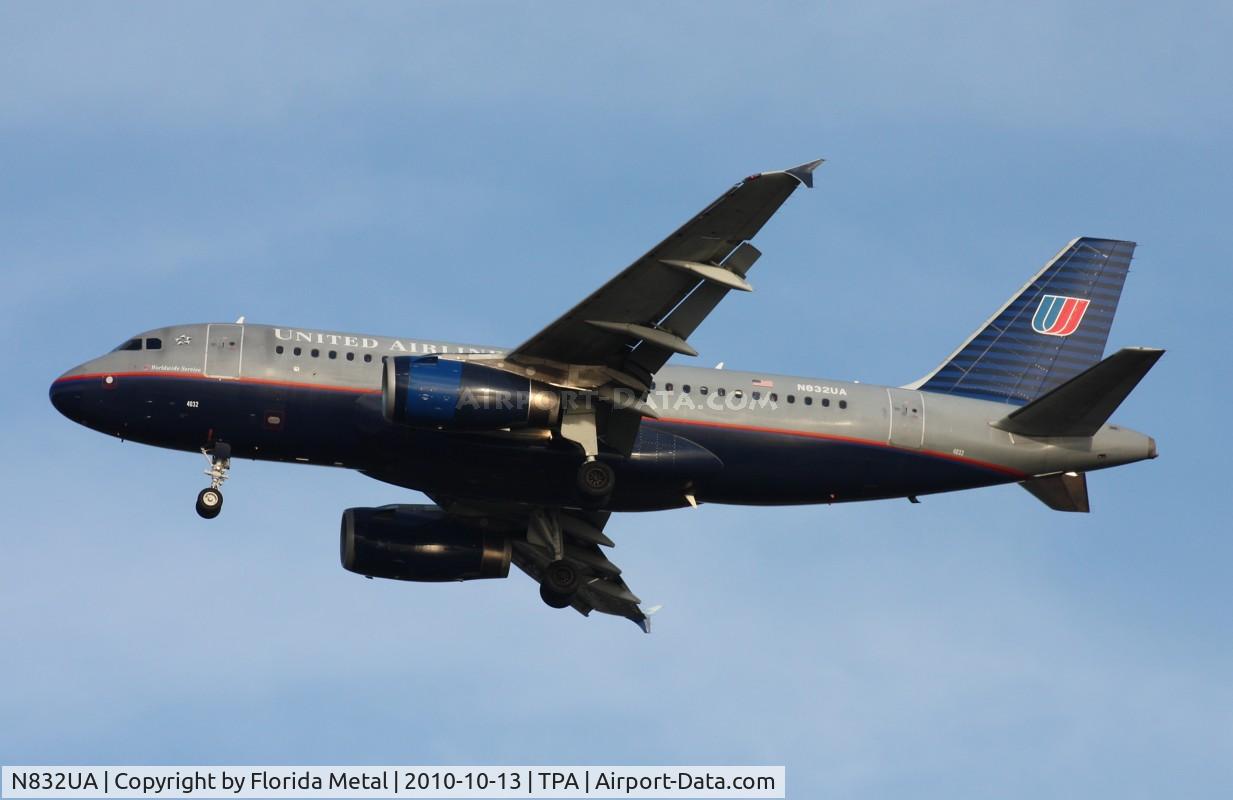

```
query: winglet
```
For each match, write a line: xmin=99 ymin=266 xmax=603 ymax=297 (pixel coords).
xmin=782 ymin=158 xmax=825 ymax=188
xmin=634 ymin=604 xmax=664 ymax=634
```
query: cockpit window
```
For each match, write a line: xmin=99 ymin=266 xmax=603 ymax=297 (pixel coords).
xmin=113 ymin=338 xmax=142 ymax=352
xmin=145 ymin=337 xmax=162 ymax=350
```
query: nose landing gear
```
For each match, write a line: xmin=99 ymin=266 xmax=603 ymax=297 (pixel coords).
xmin=196 ymin=442 xmax=231 ymax=519
xmin=195 ymin=487 xmax=223 ymax=518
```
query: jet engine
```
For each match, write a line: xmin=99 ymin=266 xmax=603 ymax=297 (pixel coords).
xmin=382 ymin=355 xmax=560 ymax=430
xmin=340 ymin=504 xmax=511 ymax=582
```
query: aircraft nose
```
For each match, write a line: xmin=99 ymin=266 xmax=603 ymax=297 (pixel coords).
xmin=1148 ymin=436 xmax=1158 ymax=459
xmin=49 ymin=373 xmax=84 ymax=420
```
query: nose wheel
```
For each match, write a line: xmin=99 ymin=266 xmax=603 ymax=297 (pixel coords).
xmin=195 ymin=487 xmax=223 ymax=519
xmin=196 ymin=442 xmax=231 ymax=519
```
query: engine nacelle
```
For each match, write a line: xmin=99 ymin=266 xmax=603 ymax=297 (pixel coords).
xmin=382 ymin=355 xmax=560 ymax=429
xmin=340 ymin=504 xmax=511 ymax=582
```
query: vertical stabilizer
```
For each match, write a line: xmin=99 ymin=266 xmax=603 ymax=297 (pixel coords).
xmin=911 ymin=238 xmax=1135 ymax=405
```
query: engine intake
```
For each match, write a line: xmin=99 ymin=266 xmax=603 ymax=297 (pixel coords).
xmin=340 ymin=504 xmax=511 ymax=582
xmin=382 ymin=355 xmax=560 ymax=429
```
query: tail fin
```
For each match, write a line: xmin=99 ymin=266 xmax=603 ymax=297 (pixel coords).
xmin=911 ymin=237 xmax=1136 ymax=405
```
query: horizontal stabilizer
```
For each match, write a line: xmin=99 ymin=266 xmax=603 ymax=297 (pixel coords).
xmin=1021 ymin=472 xmax=1090 ymax=512
xmin=994 ymin=347 xmax=1164 ymax=437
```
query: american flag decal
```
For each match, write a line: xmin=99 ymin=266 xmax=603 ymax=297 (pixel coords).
xmin=751 ymin=378 xmax=774 ymax=388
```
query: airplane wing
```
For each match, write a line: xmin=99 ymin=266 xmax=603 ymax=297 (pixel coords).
xmin=418 ymin=163 xmax=823 ymax=631
xmin=511 ymin=509 xmax=653 ymax=631
xmin=429 ymin=496 xmax=654 ymax=631
xmin=507 ymin=160 xmax=823 ymax=392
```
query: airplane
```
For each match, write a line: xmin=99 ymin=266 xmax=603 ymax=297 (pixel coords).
xmin=49 ymin=159 xmax=1162 ymax=632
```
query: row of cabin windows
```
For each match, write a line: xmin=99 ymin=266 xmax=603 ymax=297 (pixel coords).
xmin=114 ymin=337 xmax=162 ymax=351
xmin=274 ymin=344 xmax=374 ymax=363
xmin=651 ymin=382 xmax=848 ymax=410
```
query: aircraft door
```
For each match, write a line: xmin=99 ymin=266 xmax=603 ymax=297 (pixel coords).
xmin=204 ymin=324 xmax=244 ymax=378
xmin=887 ymin=388 xmax=925 ymax=449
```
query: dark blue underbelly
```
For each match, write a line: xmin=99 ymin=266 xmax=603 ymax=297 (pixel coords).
xmin=55 ymin=375 xmax=1011 ymax=509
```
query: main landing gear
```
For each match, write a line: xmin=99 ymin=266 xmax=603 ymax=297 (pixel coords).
xmin=576 ymin=458 xmax=614 ymax=498
xmin=560 ymin=408 xmax=615 ymax=503
xmin=195 ymin=442 xmax=231 ymax=519
xmin=528 ymin=509 xmax=583 ymax=609
xmin=539 ymin=559 xmax=581 ymax=609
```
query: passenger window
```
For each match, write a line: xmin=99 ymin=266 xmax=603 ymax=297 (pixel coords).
xmin=276 ymin=345 xmax=284 ymax=355
xmin=328 ymin=350 xmax=337 ymax=359
xmin=770 ymin=393 xmax=778 ymax=402
xmin=665 ymin=383 xmax=674 ymax=392
xmin=804 ymin=396 xmax=812 ymax=405
xmin=364 ymin=354 xmax=373 ymax=363
xmin=311 ymin=349 xmax=320 ymax=358
xmin=293 ymin=347 xmax=302 ymax=356
xmin=752 ymin=391 xmax=761 ymax=400
xmin=839 ymin=400 xmax=848 ymax=409
xmin=717 ymin=388 xmax=726 ymax=397
xmin=145 ymin=337 xmax=162 ymax=350
xmin=700 ymin=386 xmax=709 ymax=395
xmin=822 ymin=398 xmax=830 ymax=407
xmin=733 ymin=389 xmax=743 ymax=399
xmin=787 ymin=395 xmax=795 ymax=404
xmin=682 ymin=384 xmax=691 ymax=394
xmin=346 ymin=352 xmax=355 ymax=361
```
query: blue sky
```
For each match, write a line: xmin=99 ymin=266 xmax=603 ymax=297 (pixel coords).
xmin=2 ymin=2 xmax=1231 ymax=797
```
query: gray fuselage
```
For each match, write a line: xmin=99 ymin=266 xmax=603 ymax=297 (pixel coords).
xmin=50 ymin=322 xmax=1157 ymax=510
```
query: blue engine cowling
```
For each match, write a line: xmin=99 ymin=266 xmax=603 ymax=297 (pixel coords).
xmin=382 ymin=355 xmax=560 ymax=429
xmin=340 ymin=504 xmax=511 ymax=582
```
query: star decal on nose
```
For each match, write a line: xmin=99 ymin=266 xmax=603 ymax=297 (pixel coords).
xmin=175 ymin=334 xmax=192 ymax=345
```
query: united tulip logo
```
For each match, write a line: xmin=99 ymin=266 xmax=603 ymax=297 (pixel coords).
xmin=1032 ymin=294 xmax=1090 ymax=336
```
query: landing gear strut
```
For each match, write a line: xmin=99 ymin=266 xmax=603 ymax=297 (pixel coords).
xmin=539 ymin=559 xmax=580 ymax=609
xmin=196 ymin=442 xmax=231 ymax=519
xmin=560 ymin=408 xmax=615 ymax=502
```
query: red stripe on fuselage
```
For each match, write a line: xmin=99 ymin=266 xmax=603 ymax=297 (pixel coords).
xmin=655 ymin=415 xmax=1027 ymax=478
xmin=52 ymin=370 xmax=381 ymax=395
